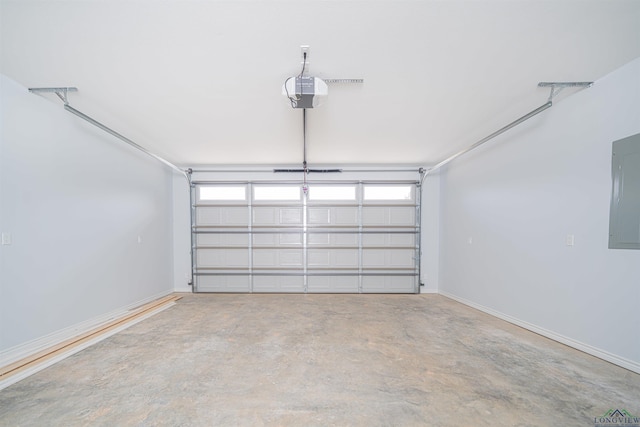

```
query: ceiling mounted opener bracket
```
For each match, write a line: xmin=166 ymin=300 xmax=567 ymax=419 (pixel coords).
xmin=323 ymin=79 xmax=364 ymax=84
xmin=28 ymin=87 xmax=78 ymax=105
xmin=538 ymin=82 xmax=593 ymax=103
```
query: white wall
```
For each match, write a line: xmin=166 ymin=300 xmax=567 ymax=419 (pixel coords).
xmin=0 ymin=75 xmax=175 ymax=357
xmin=439 ymin=58 xmax=640 ymax=372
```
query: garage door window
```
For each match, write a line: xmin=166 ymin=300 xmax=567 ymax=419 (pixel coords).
xmin=254 ymin=186 xmax=301 ymax=201
xmin=364 ymin=185 xmax=413 ymax=201
xmin=308 ymin=186 xmax=356 ymax=201
xmin=198 ymin=186 xmax=246 ymax=201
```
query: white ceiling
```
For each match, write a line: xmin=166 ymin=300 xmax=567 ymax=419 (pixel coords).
xmin=2 ymin=0 xmax=639 ymax=168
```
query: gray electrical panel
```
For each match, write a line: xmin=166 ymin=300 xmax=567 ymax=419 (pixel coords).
xmin=609 ymin=133 xmax=640 ymax=249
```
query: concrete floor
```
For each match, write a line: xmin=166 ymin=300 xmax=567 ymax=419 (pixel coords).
xmin=0 ymin=293 xmax=638 ymax=426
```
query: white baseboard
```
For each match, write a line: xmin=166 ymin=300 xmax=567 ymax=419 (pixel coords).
xmin=420 ymin=287 xmax=439 ymax=294
xmin=0 ymin=289 xmax=173 ymax=369
xmin=439 ymin=291 xmax=640 ymax=375
xmin=0 ymin=302 xmax=175 ymax=391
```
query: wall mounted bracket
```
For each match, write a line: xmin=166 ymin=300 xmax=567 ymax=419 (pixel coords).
xmin=28 ymin=87 xmax=78 ymax=105
xmin=538 ymin=81 xmax=593 ymax=102
xmin=421 ymin=81 xmax=594 ymax=181
xmin=28 ymin=86 xmax=187 ymax=180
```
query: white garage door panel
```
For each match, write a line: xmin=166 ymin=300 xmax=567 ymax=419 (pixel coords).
xmin=307 ymin=208 xmax=330 ymax=225
xmin=192 ymin=180 xmax=420 ymax=293
xmin=389 ymin=233 xmax=416 ymax=246
xmin=197 ymin=233 xmax=249 ymax=246
xmin=335 ymin=207 xmax=359 ymax=225
xmin=308 ymin=233 xmax=358 ymax=247
xmin=253 ymin=276 xmax=305 ymax=293
xmin=389 ymin=207 xmax=416 ymax=225
xmin=196 ymin=206 xmax=249 ymax=226
xmin=361 ymin=207 xmax=386 ymax=225
xmin=197 ymin=248 xmax=249 ymax=268
xmin=253 ymin=249 xmax=303 ymax=268
xmin=307 ymin=276 xmax=359 ymax=293
xmin=252 ymin=207 xmax=277 ymax=225
xmin=280 ymin=208 xmax=303 ymax=225
xmin=308 ymin=207 xmax=359 ymax=226
xmin=362 ymin=276 xmax=415 ymax=293
xmin=307 ymin=249 xmax=359 ymax=268
xmin=198 ymin=275 xmax=251 ymax=292
xmin=361 ymin=233 xmax=415 ymax=247
xmin=361 ymin=207 xmax=415 ymax=226
xmin=253 ymin=233 xmax=303 ymax=246
xmin=362 ymin=249 xmax=415 ymax=269
xmin=390 ymin=249 xmax=416 ymax=267
xmin=252 ymin=207 xmax=303 ymax=226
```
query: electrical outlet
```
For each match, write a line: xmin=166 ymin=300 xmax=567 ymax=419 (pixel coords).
xmin=1 ymin=232 xmax=11 ymax=245
xmin=300 ymin=45 xmax=310 ymax=58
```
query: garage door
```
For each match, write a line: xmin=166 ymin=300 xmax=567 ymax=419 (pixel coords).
xmin=191 ymin=180 xmax=420 ymax=293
